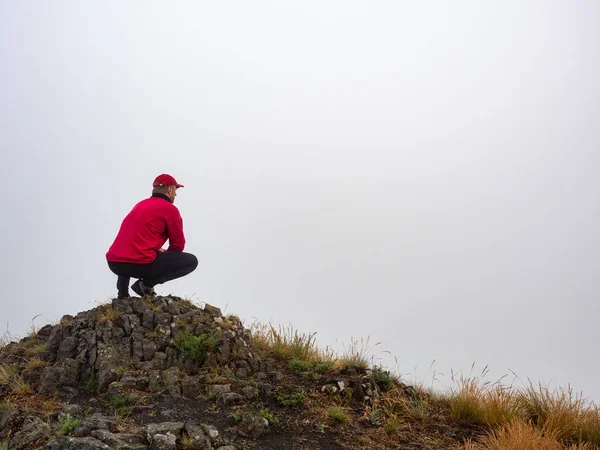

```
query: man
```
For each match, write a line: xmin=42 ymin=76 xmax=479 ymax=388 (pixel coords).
xmin=106 ymin=174 xmax=198 ymax=298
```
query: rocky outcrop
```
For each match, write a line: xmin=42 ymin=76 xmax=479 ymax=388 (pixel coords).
xmin=0 ymin=296 xmax=410 ymax=450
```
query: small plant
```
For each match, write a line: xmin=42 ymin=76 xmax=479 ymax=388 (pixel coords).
xmin=316 ymin=423 xmax=330 ymax=433
xmin=403 ymin=396 xmax=432 ymax=422
xmin=145 ymin=297 xmax=164 ymax=312
xmin=449 ymin=368 xmax=486 ymax=423
xmin=42 ymin=400 xmax=59 ymax=413
xmin=173 ymin=331 xmax=219 ymax=363
xmin=276 ymin=390 xmax=306 ymax=407
xmin=58 ymin=413 xmax=81 ymax=436
xmin=98 ymin=304 xmax=121 ymax=324
xmin=25 ymin=357 xmax=49 ymax=372
xmin=11 ymin=377 xmax=33 ymax=395
xmin=109 ymin=394 xmax=129 ymax=408
xmin=259 ymin=409 xmax=278 ymax=425
xmin=234 ymin=409 xmax=278 ymax=425
xmin=0 ymin=400 xmax=11 ymax=412
xmin=384 ymin=415 xmax=402 ymax=436
xmin=181 ymin=435 xmax=203 ymax=449
xmin=327 ymin=406 xmax=349 ymax=424
xmin=337 ymin=336 xmax=379 ymax=371
xmin=24 ymin=343 xmax=46 ymax=357
xmin=117 ymin=406 xmax=134 ymax=417
xmin=368 ymin=409 xmax=382 ymax=426
xmin=83 ymin=376 xmax=97 ymax=394
xmin=0 ymin=365 xmax=16 ymax=384
xmin=372 ymin=365 xmax=395 ymax=391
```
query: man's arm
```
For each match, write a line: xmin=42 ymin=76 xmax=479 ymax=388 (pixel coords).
xmin=166 ymin=208 xmax=186 ymax=252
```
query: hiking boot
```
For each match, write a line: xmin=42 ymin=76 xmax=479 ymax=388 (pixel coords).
xmin=131 ymin=279 xmax=156 ymax=297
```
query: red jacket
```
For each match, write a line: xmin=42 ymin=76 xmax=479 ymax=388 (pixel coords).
xmin=106 ymin=194 xmax=186 ymax=263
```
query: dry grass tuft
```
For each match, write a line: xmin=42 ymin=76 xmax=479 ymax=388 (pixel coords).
xmin=25 ymin=358 xmax=50 ymax=372
xmin=0 ymin=365 xmax=17 ymax=385
xmin=515 ymin=381 xmax=600 ymax=444
xmin=98 ymin=304 xmax=122 ymax=324
xmin=249 ymin=322 xmax=333 ymax=363
xmin=337 ymin=336 xmax=380 ymax=371
xmin=11 ymin=376 xmax=34 ymax=395
xmin=453 ymin=420 xmax=596 ymax=450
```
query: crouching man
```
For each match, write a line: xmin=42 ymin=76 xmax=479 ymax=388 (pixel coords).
xmin=106 ymin=174 xmax=198 ymax=298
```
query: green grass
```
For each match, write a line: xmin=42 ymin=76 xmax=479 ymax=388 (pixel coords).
xmin=276 ymin=390 xmax=306 ymax=407
xmin=327 ymin=406 xmax=349 ymax=424
xmin=109 ymin=394 xmax=129 ymax=408
xmin=372 ymin=365 xmax=395 ymax=391
xmin=58 ymin=413 xmax=81 ymax=436
xmin=173 ymin=331 xmax=219 ymax=363
xmin=289 ymin=358 xmax=334 ymax=374
xmin=82 ymin=376 xmax=97 ymax=394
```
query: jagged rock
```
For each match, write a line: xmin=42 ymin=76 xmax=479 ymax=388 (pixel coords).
xmin=203 ymin=304 xmax=222 ymax=317
xmin=217 ymin=447 xmax=236 ymax=450
xmin=216 ymin=392 xmax=245 ymax=406
xmin=91 ymin=430 xmax=147 ymax=449
xmin=39 ymin=358 xmax=79 ymax=394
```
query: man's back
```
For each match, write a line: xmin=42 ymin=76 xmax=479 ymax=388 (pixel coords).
xmin=106 ymin=196 xmax=185 ymax=264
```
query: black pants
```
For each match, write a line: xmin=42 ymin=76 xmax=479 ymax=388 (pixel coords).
xmin=108 ymin=251 xmax=198 ymax=295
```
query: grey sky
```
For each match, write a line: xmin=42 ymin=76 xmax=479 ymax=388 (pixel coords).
xmin=2 ymin=2 xmax=599 ymax=400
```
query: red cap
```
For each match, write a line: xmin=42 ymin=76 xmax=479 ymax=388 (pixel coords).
xmin=153 ymin=174 xmax=184 ymax=188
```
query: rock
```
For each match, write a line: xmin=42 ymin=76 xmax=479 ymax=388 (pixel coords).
xmin=241 ymin=386 xmax=259 ymax=400
xmin=258 ymin=383 xmax=273 ymax=396
xmin=270 ymin=371 xmax=285 ymax=382
xmin=163 ymin=367 xmax=181 ymax=386
xmin=44 ymin=436 xmax=111 ymax=449
xmin=181 ymin=376 xmax=201 ymax=398
xmin=238 ymin=414 xmax=269 ymax=438
xmin=91 ymin=430 xmax=148 ymax=449
xmin=166 ymin=384 xmax=182 ymax=398
xmin=74 ymin=414 xmax=117 ymax=436
xmin=202 ymin=304 xmax=222 ymax=317
xmin=61 ymin=386 xmax=80 ymax=398
xmin=202 ymin=424 xmax=219 ymax=441
xmin=207 ymin=384 xmax=231 ymax=397
xmin=183 ymin=422 xmax=212 ymax=448
xmin=39 ymin=358 xmax=79 ymax=394
xmin=146 ymin=422 xmax=184 ymax=438
xmin=0 ymin=407 xmax=20 ymax=431
xmin=404 ymin=385 xmax=418 ymax=401
xmin=216 ymin=392 xmax=245 ymax=406
xmin=63 ymin=404 xmax=83 ymax=415
xmin=217 ymin=447 xmax=236 ymax=450
xmin=149 ymin=434 xmax=176 ymax=450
